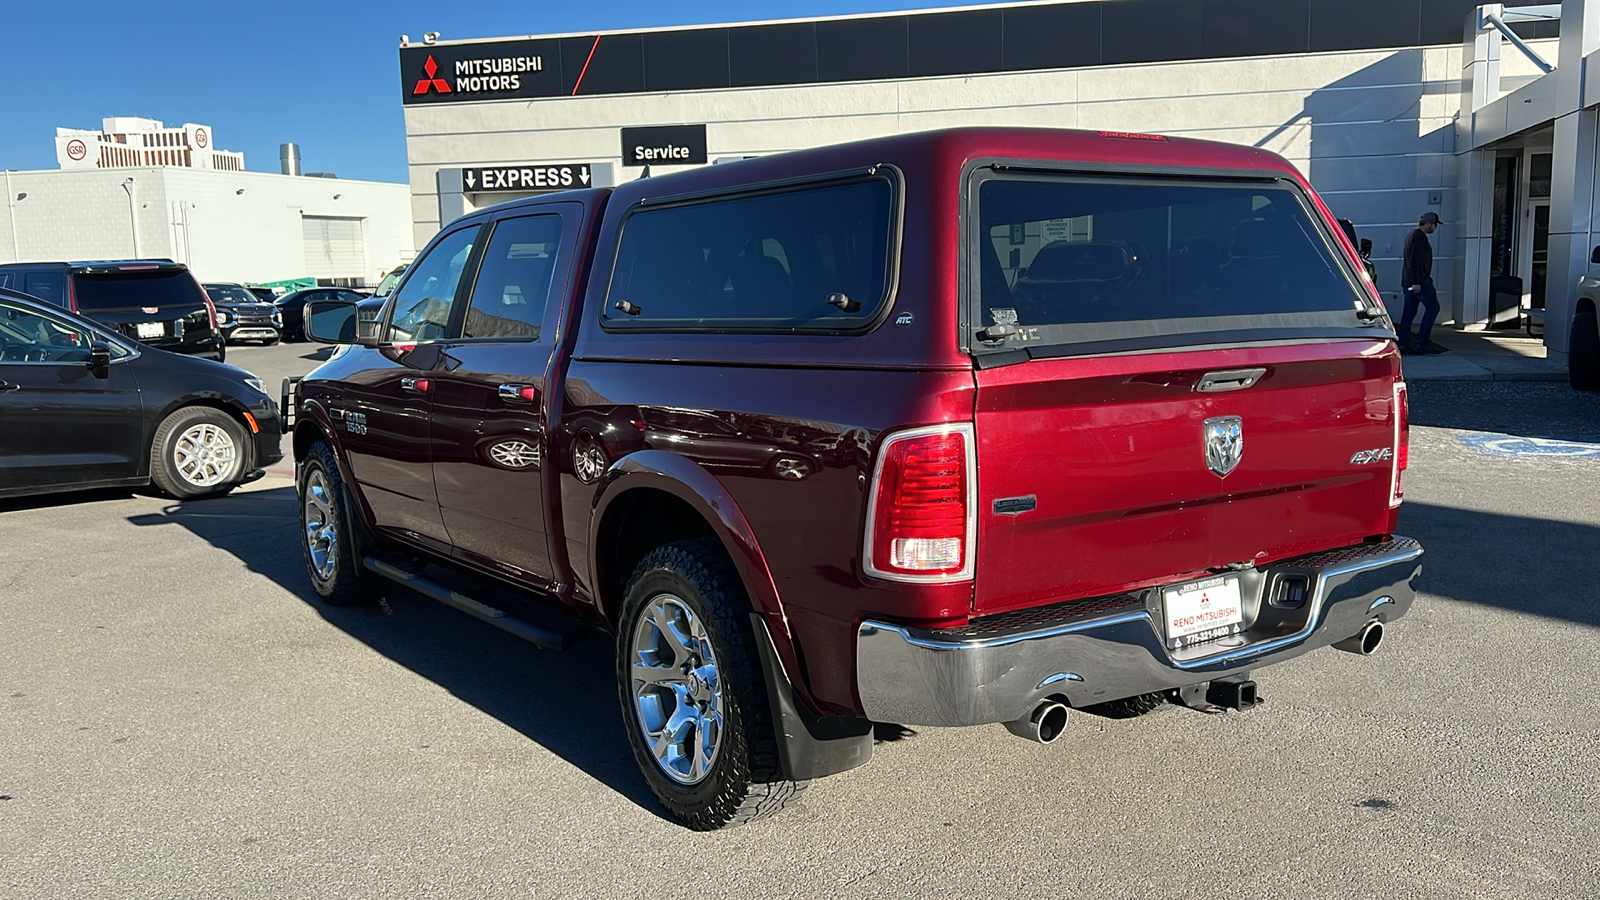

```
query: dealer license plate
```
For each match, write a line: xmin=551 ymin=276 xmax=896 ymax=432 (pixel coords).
xmin=1162 ymin=575 xmax=1244 ymax=650
xmin=136 ymin=322 xmax=165 ymax=339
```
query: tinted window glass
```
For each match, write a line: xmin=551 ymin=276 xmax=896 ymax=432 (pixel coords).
xmin=605 ymin=178 xmax=894 ymax=330
xmin=205 ymin=285 xmax=257 ymax=304
xmin=388 ymin=226 xmax=480 ymax=342
xmin=0 ymin=299 xmax=109 ymax=362
xmin=464 ymin=215 xmax=563 ymax=340
xmin=23 ymin=273 xmax=68 ymax=307
xmin=976 ymin=176 xmax=1364 ymax=350
xmin=73 ymin=270 xmax=206 ymax=311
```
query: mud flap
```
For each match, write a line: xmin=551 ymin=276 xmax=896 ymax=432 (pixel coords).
xmin=750 ymin=614 xmax=874 ymax=781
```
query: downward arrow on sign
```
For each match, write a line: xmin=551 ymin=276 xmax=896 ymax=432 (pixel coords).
xmin=579 ymin=166 xmax=590 ymax=186
xmin=464 ymin=170 xmax=477 ymax=189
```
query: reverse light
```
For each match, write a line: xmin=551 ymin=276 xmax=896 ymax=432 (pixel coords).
xmin=1390 ymin=381 xmax=1408 ymax=507
xmin=864 ymin=424 xmax=977 ymax=582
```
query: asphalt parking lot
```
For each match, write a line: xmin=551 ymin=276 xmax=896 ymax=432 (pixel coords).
xmin=3 ymin=346 xmax=1599 ymax=899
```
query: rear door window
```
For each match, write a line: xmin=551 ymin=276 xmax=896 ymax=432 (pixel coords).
xmin=388 ymin=226 xmax=481 ymax=342
xmin=603 ymin=175 xmax=896 ymax=332
xmin=72 ymin=270 xmax=205 ymax=311
xmin=973 ymin=174 xmax=1374 ymax=356
xmin=23 ymin=273 xmax=68 ymax=307
xmin=462 ymin=214 xmax=564 ymax=340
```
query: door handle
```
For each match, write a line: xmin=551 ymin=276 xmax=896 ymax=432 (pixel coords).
xmin=0 ymin=381 xmax=18 ymax=392
xmin=400 ymin=376 xmax=431 ymax=394
xmin=498 ymin=383 xmax=539 ymax=403
xmin=1196 ymin=368 xmax=1267 ymax=393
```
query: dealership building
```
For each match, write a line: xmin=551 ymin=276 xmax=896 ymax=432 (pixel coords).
xmin=2 ymin=118 xmax=415 ymax=289
xmin=398 ymin=0 xmax=1600 ymax=360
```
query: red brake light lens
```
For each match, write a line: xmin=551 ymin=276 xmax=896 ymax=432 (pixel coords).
xmin=867 ymin=426 xmax=974 ymax=580
xmin=1391 ymin=382 xmax=1408 ymax=507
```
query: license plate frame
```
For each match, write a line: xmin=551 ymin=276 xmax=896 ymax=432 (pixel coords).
xmin=1162 ymin=575 xmax=1244 ymax=650
xmin=136 ymin=322 xmax=165 ymax=339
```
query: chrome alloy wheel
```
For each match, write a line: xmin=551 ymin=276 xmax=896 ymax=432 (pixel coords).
xmin=771 ymin=456 xmax=811 ymax=480
xmin=629 ymin=594 xmax=725 ymax=785
xmin=302 ymin=467 xmax=338 ymax=581
xmin=572 ymin=433 xmax=607 ymax=484
xmin=173 ymin=423 xmax=239 ymax=487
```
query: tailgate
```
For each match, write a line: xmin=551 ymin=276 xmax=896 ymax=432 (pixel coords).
xmin=973 ymin=341 xmax=1400 ymax=616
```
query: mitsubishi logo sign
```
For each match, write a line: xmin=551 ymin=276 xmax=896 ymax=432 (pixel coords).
xmin=413 ymin=56 xmax=452 ymax=96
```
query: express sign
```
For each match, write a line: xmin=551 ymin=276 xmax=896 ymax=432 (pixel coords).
xmin=465 ymin=164 xmax=594 ymax=193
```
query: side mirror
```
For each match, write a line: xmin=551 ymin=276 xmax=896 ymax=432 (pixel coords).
xmin=87 ymin=340 xmax=111 ymax=379
xmin=304 ymin=299 xmax=364 ymax=345
xmin=1591 ymin=245 xmax=1600 ymax=265
xmin=1337 ymin=218 xmax=1359 ymax=247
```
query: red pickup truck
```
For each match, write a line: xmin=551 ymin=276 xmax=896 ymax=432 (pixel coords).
xmin=288 ymin=127 xmax=1422 ymax=830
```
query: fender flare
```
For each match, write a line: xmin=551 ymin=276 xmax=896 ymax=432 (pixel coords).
xmin=293 ymin=399 xmax=379 ymax=538
xmin=587 ymin=450 xmax=803 ymax=681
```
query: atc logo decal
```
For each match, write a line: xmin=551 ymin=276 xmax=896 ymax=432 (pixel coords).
xmin=413 ymin=56 xmax=452 ymax=95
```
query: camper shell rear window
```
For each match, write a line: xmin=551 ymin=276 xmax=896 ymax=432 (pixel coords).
xmin=970 ymin=171 xmax=1380 ymax=359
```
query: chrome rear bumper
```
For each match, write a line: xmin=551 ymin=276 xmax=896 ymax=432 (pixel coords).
xmin=856 ymin=537 xmax=1422 ymax=727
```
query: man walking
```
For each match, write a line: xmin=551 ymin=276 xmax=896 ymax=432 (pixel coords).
xmin=1399 ymin=211 xmax=1441 ymax=354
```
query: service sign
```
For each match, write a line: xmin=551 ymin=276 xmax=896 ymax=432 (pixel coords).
xmin=400 ymin=39 xmax=563 ymax=104
xmin=621 ymin=124 xmax=708 ymax=167
xmin=466 ymin=163 xmax=595 ymax=193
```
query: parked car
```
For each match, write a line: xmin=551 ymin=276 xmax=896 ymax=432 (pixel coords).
xmin=274 ymin=287 xmax=366 ymax=342
xmin=372 ymin=264 xmax=408 ymax=298
xmin=247 ymin=286 xmax=279 ymax=303
xmin=290 ymin=127 xmax=1421 ymax=830
xmin=1570 ymin=245 xmax=1600 ymax=390
xmin=0 ymin=260 xmax=225 ymax=361
xmin=203 ymin=283 xmax=283 ymax=344
xmin=0 ymin=287 xmax=281 ymax=500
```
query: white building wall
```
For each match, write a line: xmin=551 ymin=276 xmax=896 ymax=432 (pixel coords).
xmin=403 ymin=42 xmax=1564 ymax=319
xmin=0 ymin=168 xmax=415 ymax=286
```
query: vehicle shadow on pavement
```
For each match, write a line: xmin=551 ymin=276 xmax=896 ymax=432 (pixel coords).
xmin=1399 ymin=501 xmax=1600 ymax=627
xmin=1408 ymin=382 xmax=1600 ymax=439
xmin=126 ymin=485 xmax=666 ymax=818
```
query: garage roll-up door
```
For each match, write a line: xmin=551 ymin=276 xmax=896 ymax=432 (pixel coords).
xmin=302 ymin=216 xmax=366 ymax=279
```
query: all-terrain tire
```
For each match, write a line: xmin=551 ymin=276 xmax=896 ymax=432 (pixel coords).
xmin=149 ymin=406 xmax=249 ymax=500
xmin=616 ymin=538 xmax=805 ymax=830
xmin=1570 ymin=307 xmax=1600 ymax=391
xmin=298 ymin=441 xmax=385 ymax=606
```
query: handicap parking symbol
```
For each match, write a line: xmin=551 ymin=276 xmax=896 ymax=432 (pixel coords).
xmin=1458 ymin=432 xmax=1600 ymax=458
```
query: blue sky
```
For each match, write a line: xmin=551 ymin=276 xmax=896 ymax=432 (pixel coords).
xmin=2 ymin=1 xmax=996 ymax=185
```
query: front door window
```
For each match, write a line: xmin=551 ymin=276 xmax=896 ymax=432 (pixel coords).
xmin=388 ymin=226 xmax=480 ymax=343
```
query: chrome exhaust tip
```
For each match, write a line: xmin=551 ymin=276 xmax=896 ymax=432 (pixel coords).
xmin=1334 ymin=619 xmax=1385 ymax=656
xmin=1004 ymin=701 xmax=1069 ymax=744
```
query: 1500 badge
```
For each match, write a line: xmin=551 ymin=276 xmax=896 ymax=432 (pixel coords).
xmin=1350 ymin=447 xmax=1393 ymax=465
xmin=344 ymin=411 xmax=368 ymax=435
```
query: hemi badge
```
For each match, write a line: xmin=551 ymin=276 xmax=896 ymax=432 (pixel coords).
xmin=993 ymin=495 xmax=1037 ymax=516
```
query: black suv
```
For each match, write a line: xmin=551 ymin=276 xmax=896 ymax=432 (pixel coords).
xmin=203 ymin=283 xmax=283 ymax=344
xmin=0 ymin=260 xmax=225 ymax=360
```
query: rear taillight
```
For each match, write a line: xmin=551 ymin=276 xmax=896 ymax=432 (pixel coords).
xmin=192 ymin=275 xmax=218 ymax=331
xmin=1390 ymin=381 xmax=1408 ymax=507
xmin=66 ymin=276 xmax=79 ymax=313
xmin=864 ymin=424 xmax=976 ymax=582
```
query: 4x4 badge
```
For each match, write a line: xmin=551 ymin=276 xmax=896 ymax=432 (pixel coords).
xmin=1204 ymin=416 xmax=1243 ymax=477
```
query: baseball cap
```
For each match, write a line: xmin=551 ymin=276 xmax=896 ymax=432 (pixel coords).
xmin=1419 ymin=211 xmax=1440 ymax=225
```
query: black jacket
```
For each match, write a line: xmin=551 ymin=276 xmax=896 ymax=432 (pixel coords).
xmin=1401 ymin=227 xmax=1433 ymax=289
